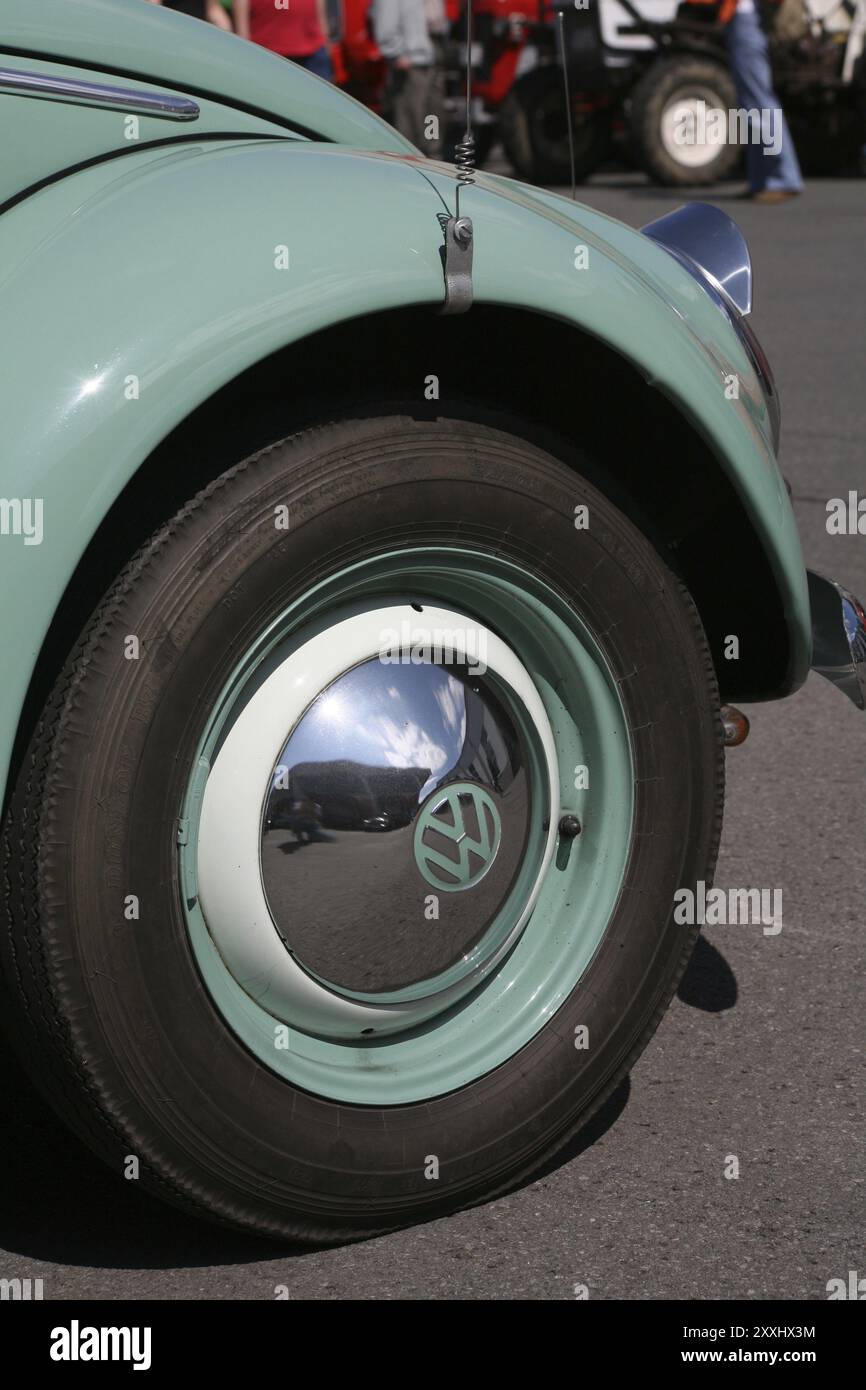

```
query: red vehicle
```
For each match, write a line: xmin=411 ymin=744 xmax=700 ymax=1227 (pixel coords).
xmin=333 ymin=0 xmax=866 ymax=186
xmin=441 ymin=0 xmax=544 ymax=163
xmin=434 ymin=1 xmax=612 ymax=176
xmin=326 ymin=0 xmax=614 ymax=178
xmin=329 ymin=0 xmax=610 ymax=177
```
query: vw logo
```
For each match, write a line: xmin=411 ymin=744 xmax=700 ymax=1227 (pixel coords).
xmin=413 ymin=782 xmax=502 ymax=893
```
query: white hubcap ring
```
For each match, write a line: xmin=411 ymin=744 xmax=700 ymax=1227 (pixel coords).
xmin=196 ymin=602 xmax=559 ymax=1040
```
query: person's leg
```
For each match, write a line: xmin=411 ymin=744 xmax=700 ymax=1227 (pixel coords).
xmin=725 ymin=10 xmax=802 ymax=193
xmin=426 ymin=39 xmax=446 ymax=159
xmin=406 ymin=67 xmax=434 ymax=151
xmin=393 ymin=68 xmax=431 ymax=148
xmin=295 ymin=47 xmax=334 ymax=81
xmin=391 ymin=67 xmax=413 ymax=142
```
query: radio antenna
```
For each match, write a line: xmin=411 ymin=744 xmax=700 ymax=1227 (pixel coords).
xmin=556 ymin=8 xmax=577 ymax=200
xmin=454 ymin=0 xmax=476 ymax=222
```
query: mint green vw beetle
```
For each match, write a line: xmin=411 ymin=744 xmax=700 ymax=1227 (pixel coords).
xmin=1 ymin=0 xmax=863 ymax=1243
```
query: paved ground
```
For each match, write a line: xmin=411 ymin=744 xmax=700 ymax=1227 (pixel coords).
xmin=1 ymin=173 xmax=863 ymax=1300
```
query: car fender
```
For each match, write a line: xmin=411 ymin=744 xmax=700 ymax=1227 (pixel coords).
xmin=446 ymin=166 xmax=810 ymax=690
xmin=0 ymin=140 xmax=809 ymax=803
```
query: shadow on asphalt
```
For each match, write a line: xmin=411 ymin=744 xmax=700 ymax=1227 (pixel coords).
xmin=0 ymin=935 xmax=736 ymax=1268
xmin=677 ymin=935 xmax=738 ymax=1013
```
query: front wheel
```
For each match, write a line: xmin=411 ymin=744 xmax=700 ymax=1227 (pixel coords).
xmin=1 ymin=412 xmax=723 ymax=1242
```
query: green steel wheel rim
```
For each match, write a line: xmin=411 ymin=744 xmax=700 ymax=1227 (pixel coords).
xmin=179 ymin=547 xmax=634 ymax=1105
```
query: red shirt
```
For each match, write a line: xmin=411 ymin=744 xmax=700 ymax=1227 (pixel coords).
xmin=249 ymin=0 xmax=325 ymax=58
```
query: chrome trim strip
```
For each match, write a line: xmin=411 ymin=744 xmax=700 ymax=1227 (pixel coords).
xmin=808 ymin=570 xmax=866 ymax=710
xmin=0 ymin=68 xmax=199 ymax=121
xmin=641 ymin=202 xmax=753 ymax=318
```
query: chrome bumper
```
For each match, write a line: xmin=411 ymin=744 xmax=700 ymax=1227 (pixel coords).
xmin=808 ymin=571 xmax=866 ymax=710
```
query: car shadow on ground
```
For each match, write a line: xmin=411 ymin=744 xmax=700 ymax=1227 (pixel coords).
xmin=0 ymin=935 xmax=736 ymax=1269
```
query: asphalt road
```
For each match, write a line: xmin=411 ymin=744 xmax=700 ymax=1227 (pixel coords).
xmin=1 ymin=172 xmax=863 ymax=1301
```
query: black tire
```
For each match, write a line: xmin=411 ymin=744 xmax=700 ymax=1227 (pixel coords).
xmin=630 ymin=56 xmax=741 ymax=186
xmin=501 ymin=66 xmax=610 ymax=185
xmin=0 ymin=412 xmax=724 ymax=1244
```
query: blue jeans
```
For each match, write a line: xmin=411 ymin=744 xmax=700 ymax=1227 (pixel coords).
xmin=293 ymin=47 xmax=333 ymax=83
xmin=725 ymin=10 xmax=803 ymax=192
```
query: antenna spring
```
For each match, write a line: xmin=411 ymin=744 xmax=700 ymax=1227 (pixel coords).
xmin=454 ymin=132 xmax=476 ymax=188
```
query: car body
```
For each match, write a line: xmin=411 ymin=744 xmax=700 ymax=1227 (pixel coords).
xmin=0 ymin=0 xmax=812 ymax=783
xmin=0 ymin=0 xmax=862 ymax=1243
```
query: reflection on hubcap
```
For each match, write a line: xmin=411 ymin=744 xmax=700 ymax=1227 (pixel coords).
xmin=261 ymin=659 xmax=530 ymax=997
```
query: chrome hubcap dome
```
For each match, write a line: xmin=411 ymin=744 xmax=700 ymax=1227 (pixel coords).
xmin=261 ymin=660 xmax=532 ymax=998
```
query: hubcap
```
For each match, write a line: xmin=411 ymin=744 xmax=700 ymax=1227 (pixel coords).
xmin=660 ymin=94 xmax=727 ymax=168
xmin=179 ymin=547 xmax=634 ymax=1104
xmin=195 ymin=601 xmax=557 ymax=1032
xmin=260 ymin=656 xmax=534 ymax=999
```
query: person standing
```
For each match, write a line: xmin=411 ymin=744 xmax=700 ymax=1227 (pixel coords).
xmin=234 ymin=0 xmax=334 ymax=82
xmin=690 ymin=0 xmax=803 ymax=202
xmin=371 ymin=0 xmax=435 ymax=150
xmin=728 ymin=0 xmax=803 ymax=200
xmin=425 ymin=0 xmax=449 ymax=159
